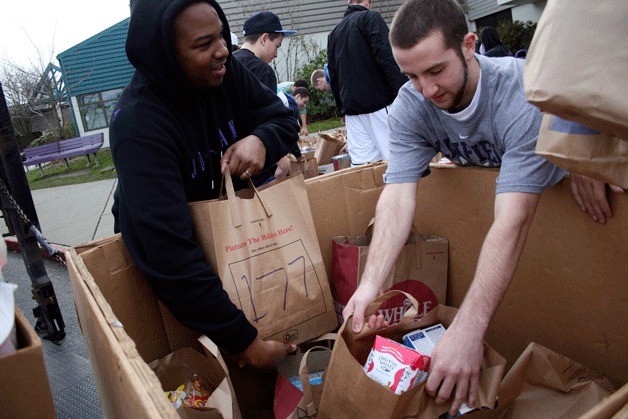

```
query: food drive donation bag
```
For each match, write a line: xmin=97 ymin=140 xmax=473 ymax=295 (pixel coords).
xmin=318 ymin=291 xmax=505 ymax=419
xmin=331 ymin=223 xmax=447 ymax=324
xmin=535 ymin=114 xmax=628 ymax=189
xmin=189 ymin=174 xmax=337 ymax=345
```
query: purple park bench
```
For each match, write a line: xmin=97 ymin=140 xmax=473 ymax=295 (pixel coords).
xmin=23 ymin=133 xmax=104 ymax=175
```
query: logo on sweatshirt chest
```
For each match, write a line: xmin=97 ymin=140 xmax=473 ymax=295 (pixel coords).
xmin=434 ymin=137 xmax=501 ymax=167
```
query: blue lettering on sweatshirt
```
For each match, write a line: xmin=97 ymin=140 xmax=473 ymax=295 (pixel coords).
xmin=435 ymin=138 xmax=501 ymax=167
xmin=218 ymin=129 xmax=228 ymax=147
xmin=228 ymin=120 xmax=237 ymax=140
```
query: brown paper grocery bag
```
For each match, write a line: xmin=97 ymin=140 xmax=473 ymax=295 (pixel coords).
xmin=318 ymin=291 xmax=505 ymax=418
xmin=332 ymin=223 xmax=447 ymax=324
xmin=189 ymin=174 xmax=337 ymax=345
xmin=275 ymin=344 xmax=332 ymax=419
xmin=535 ymin=114 xmax=628 ymax=188
xmin=470 ymin=342 xmax=616 ymax=418
xmin=148 ymin=340 xmax=239 ymax=418
xmin=524 ymin=0 xmax=628 ymax=138
xmin=315 ymin=133 xmax=346 ymax=165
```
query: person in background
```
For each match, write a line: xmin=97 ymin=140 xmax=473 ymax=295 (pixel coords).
xmin=277 ymin=78 xmax=308 ymax=94
xmin=479 ymin=26 xmax=512 ymax=58
xmin=110 ymin=0 xmax=299 ymax=370
xmin=311 ymin=65 xmax=331 ymax=92
xmin=342 ymin=0 xmax=617 ymax=414
xmin=277 ymin=79 xmax=310 ymax=135
xmin=327 ymin=0 xmax=408 ymax=165
xmin=230 ymin=31 xmax=239 ymax=51
xmin=233 ymin=11 xmax=296 ymax=92
xmin=233 ymin=10 xmax=299 ymax=181
xmin=281 ymin=86 xmax=310 ymax=123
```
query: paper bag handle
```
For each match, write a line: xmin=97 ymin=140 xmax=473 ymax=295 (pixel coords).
xmin=365 ymin=290 xmax=419 ymax=321
xmin=198 ymin=335 xmax=231 ymax=377
xmin=221 ymin=168 xmax=273 ymax=228
xmin=299 ymin=345 xmax=332 ymax=415
xmin=347 ymin=290 xmax=419 ymax=339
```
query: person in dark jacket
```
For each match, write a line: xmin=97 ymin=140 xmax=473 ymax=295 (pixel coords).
xmin=479 ymin=26 xmax=512 ymax=58
xmin=233 ymin=11 xmax=296 ymax=92
xmin=327 ymin=0 xmax=408 ymax=165
xmin=110 ymin=0 xmax=299 ymax=368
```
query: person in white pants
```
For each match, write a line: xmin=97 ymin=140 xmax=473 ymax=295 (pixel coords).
xmin=345 ymin=106 xmax=391 ymax=164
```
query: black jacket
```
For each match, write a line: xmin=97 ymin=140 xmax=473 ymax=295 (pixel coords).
xmin=327 ymin=5 xmax=407 ymax=116
xmin=232 ymin=48 xmax=277 ymax=92
xmin=484 ymin=44 xmax=513 ymax=58
xmin=110 ymin=0 xmax=298 ymax=354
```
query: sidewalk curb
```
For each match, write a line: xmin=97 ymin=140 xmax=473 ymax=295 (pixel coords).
xmin=4 ymin=236 xmax=69 ymax=263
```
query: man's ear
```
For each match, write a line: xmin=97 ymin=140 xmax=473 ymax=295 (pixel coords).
xmin=462 ymin=33 xmax=477 ymax=60
xmin=260 ymin=32 xmax=269 ymax=44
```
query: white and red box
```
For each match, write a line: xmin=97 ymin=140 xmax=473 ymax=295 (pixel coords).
xmin=363 ymin=335 xmax=431 ymax=395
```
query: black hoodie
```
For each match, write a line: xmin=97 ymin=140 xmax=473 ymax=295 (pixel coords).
xmin=110 ymin=0 xmax=298 ymax=354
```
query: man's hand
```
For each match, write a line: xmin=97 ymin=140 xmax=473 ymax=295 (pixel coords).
xmin=239 ymin=336 xmax=296 ymax=369
xmin=569 ymin=173 xmax=622 ymax=223
xmin=342 ymin=282 xmax=384 ymax=333
xmin=221 ymin=135 xmax=266 ymax=180
xmin=274 ymin=155 xmax=291 ymax=179
xmin=425 ymin=325 xmax=484 ymax=415
xmin=300 ymin=126 xmax=309 ymax=136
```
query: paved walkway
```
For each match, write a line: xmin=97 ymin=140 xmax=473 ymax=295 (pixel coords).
xmin=0 ymin=179 xmax=117 ymax=247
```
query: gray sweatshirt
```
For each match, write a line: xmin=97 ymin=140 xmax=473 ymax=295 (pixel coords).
xmin=385 ymin=54 xmax=565 ymax=194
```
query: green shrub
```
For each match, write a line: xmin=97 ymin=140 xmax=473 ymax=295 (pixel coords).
xmin=497 ymin=20 xmax=537 ymax=54
xmin=27 ymin=120 xmax=77 ymax=148
xmin=28 ymin=130 xmax=58 ymax=147
xmin=61 ymin=119 xmax=77 ymax=139
xmin=294 ymin=50 xmax=337 ymax=122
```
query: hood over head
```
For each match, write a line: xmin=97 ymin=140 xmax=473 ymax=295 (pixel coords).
xmin=126 ymin=0 xmax=232 ymax=96
xmin=479 ymin=26 xmax=502 ymax=51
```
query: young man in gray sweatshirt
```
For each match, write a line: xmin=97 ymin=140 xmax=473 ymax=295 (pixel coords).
xmin=343 ymin=0 xmax=616 ymax=415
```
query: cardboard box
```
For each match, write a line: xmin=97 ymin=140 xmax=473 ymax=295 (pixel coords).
xmin=305 ymin=164 xmax=627 ymax=406
xmin=0 ymin=308 xmax=56 ymax=418
xmin=67 ymin=234 xmax=274 ymax=418
xmin=67 ymin=163 xmax=627 ymax=417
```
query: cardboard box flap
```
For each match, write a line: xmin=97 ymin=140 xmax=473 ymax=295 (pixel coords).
xmin=67 ymin=248 xmax=179 ymax=417
xmin=78 ymin=244 xmax=172 ymax=362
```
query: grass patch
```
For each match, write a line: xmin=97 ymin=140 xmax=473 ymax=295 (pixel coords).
xmin=25 ymin=148 xmax=117 ymax=190
xmin=307 ymin=117 xmax=344 ymax=133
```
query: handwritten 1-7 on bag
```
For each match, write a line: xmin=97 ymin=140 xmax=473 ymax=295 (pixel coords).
xmin=189 ymin=174 xmax=337 ymax=345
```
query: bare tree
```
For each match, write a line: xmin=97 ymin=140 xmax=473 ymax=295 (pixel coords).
xmin=0 ymin=31 xmax=71 ymax=145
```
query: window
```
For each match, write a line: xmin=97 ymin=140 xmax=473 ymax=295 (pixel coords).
xmin=77 ymin=88 xmax=123 ymax=131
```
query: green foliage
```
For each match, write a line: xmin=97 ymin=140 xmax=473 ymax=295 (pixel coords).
xmin=28 ymin=130 xmax=58 ymax=147
xmin=497 ymin=20 xmax=537 ymax=54
xmin=61 ymin=119 xmax=77 ymax=139
xmin=27 ymin=120 xmax=78 ymax=147
xmin=294 ymin=50 xmax=337 ymax=122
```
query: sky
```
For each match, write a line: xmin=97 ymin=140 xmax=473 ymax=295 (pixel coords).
xmin=1 ymin=1 xmax=131 ymax=69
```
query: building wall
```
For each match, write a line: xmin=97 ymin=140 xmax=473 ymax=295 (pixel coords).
xmin=466 ymin=0 xmax=513 ymax=21
xmin=511 ymin=1 xmax=545 ymax=22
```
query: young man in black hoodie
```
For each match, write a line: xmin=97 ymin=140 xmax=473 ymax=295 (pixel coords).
xmin=110 ymin=0 xmax=299 ymax=368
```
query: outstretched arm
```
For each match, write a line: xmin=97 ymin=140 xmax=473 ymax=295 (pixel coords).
xmin=342 ymin=181 xmax=417 ymax=331
xmin=425 ymin=191 xmax=540 ymax=415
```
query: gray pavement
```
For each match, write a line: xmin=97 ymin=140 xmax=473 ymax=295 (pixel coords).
xmin=0 ymin=179 xmax=117 ymax=247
